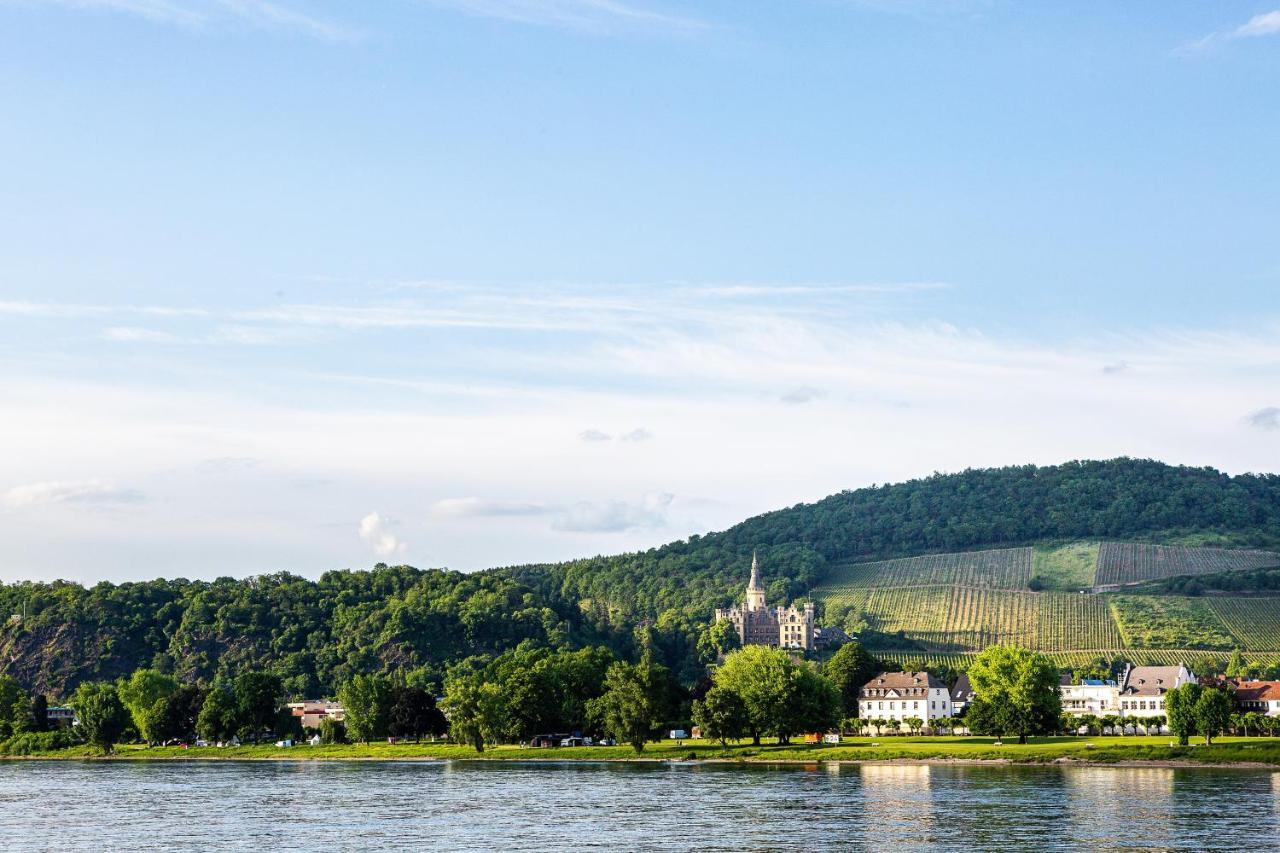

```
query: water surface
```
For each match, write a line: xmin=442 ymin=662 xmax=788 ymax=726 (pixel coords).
xmin=1 ymin=760 xmax=1275 ymax=851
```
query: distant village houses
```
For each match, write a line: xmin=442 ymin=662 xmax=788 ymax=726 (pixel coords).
xmin=714 ymin=552 xmax=815 ymax=652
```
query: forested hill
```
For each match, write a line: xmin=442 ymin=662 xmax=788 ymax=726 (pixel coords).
xmin=511 ymin=459 xmax=1280 ymax=622
xmin=3 ymin=458 xmax=1279 ymax=698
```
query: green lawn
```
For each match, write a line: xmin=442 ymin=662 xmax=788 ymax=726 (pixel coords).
xmin=11 ymin=736 xmax=1280 ymax=766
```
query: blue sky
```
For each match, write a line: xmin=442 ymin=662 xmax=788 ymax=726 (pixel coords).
xmin=1 ymin=1 xmax=1279 ymax=582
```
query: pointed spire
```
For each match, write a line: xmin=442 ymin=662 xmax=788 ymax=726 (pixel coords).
xmin=748 ymin=550 xmax=762 ymax=590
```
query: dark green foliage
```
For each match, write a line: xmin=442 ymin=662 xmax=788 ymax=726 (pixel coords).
xmin=319 ymin=717 xmax=347 ymax=744
xmin=389 ymin=686 xmax=447 ymax=742
xmin=234 ymin=671 xmax=283 ymax=742
xmin=197 ymin=687 xmax=239 ymax=742
xmin=1193 ymin=688 xmax=1233 ymax=745
xmin=966 ymin=645 xmax=1062 ymax=744
xmin=692 ymin=687 xmax=749 ymax=746
xmin=0 ymin=729 xmax=77 ymax=755
xmin=822 ymin=642 xmax=879 ymax=719
xmin=339 ymin=674 xmax=393 ymax=743
xmin=30 ymin=694 xmax=48 ymax=732
xmin=586 ymin=657 xmax=671 ymax=754
xmin=1164 ymin=682 xmax=1202 ymax=745
xmin=157 ymin=685 xmax=207 ymax=743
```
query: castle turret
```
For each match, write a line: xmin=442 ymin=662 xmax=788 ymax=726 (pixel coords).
xmin=745 ymin=551 xmax=766 ymax=612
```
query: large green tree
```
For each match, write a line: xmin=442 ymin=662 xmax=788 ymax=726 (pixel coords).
xmin=0 ymin=676 xmax=27 ymax=739
xmin=118 ymin=669 xmax=179 ymax=745
xmin=197 ymin=687 xmax=240 ymax=742
xmin=233 ymin=671 xmax=283 ymax=742
xmin=389 ymin=686 xmax=447 ymax=742
xmin=70 ymin=682 xmax=129 ymax=753
xmin=587 ymin=658 xmax=669 ymax=754
xmin=965 ymin=645 xmax=1062 ymax=744
xmin=442 ymin=676 xmax=506 ymax=752
xmin=713 ymin=645 xmax=839 ymax=745
xmin=692 ymin=686 xmax=749 ymax=746
xmin=822 ymin=642 xmax=880 ymax=720
xmin=1193 ymin=687 xmax=1233 ymax=746
xmin=1164 ymin=682 xmax=1202 ymax=746
xmin=339 ymin=674 xmax=393 ymax=744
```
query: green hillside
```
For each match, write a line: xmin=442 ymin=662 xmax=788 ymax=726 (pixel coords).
xmin=4 ymin=458 xmax=1280 ymax=697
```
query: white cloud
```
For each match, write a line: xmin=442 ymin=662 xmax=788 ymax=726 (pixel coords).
xmin=620 ymin=427 xmax=652 ymax=442
xmin=578 ymin=428 xmax=612 ymax=442
xmin=1246 ymin=407 xmax=1280 ymax=431
xmin=430 ymin=497 xmax=549 ymax=517
xmin=1101 ymin=361 xmax=1130 ymax=375
xmin=358 ymin=512 xmax=407 ymax=557
xmin=552 ymin=491 xmax=672 ymax=532
xmin=2 ymin=479 xmax=143 ymax=510
xmin=17 ymin=0 xmax=358 ymax=40
xmin=1235 ymin=10 xmax=1280 ymax=38
xmin=422 ymin=0 xmax=706 ymax=34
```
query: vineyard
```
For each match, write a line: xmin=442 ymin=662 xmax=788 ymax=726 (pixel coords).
xmin=816 ymin=584 xmax=1122 ymax=652
xmin=1095 ymin=543 xmax=1280 ymax=587
xmin=821 ymin=548 xmax=1033 ymax=590
xmin=1206 ymin=597 xmax=1280 ymax=650
xmin=874 ymin=648 xmax=1280 ymax=673
xmin=1108 ymin=595 xmax=1236 ymax=650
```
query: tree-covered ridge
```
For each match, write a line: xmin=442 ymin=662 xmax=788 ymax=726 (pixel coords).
xmin=3 ymin=458 xmax=1280 ymax=699
xmin=515 ymin=458 xmax=1280 ymax=621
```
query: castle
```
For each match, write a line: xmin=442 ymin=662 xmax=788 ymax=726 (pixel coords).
xmin=714 ymin=552 xmax=815 ymax=651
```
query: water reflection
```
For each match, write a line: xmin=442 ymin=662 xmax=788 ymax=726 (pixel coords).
xmin=0 ymin=760 xmax=1274 ymax=851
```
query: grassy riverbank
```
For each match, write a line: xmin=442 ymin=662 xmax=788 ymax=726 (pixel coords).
xmin=8 ymin=735 xmax=1280 ymax=767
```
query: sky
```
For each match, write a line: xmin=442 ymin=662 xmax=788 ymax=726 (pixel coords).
xmin=1 ymin=1 xmax=1279 ymax=583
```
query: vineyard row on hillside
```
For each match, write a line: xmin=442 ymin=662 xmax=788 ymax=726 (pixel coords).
xmin=821 ymin=548 xmax=1034 ymax=590
xmin=1095 ymin=542 xmax=1280 ymax=586
xmin=874 ymin=648 xmax=1280 ymax=673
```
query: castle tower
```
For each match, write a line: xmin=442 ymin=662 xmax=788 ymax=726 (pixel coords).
xmin=745 ymin=551 xmax=766 ymax=612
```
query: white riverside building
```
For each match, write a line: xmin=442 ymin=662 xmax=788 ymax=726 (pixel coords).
xmin=1058 ymin=664 xmax=1194 ymax=722
xmin=857 ymin=672 xmax=953 ymax=726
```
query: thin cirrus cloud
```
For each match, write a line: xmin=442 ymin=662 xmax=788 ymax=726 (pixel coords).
xmin=421 ymin=0 xmax=707 ymax=34
xmin=550 ymin=491 xmax=673 ymax=533
xmin=430 ymin=497 xmax=550 ymax=517
xmin=1 ymin=479 xmax=144 ymax=510
xmin=1180 ymin=9 xmax=1280 ymax=52
xmin=18 ymin=0 xmax=360 ymax=41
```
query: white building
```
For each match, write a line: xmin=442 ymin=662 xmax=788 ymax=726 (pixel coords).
xmin=1234 ymin=681 xmax=1280 ymax=716
xmin=1116 ymin=664 xmax=1193 ymax=719
xmin=1060 ymin=678 xmax=1120 ymax=716
xmin=858 ymin=672 xmax=952 ymax=726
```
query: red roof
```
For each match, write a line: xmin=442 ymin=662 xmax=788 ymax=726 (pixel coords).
xmin=1234 ymin=681 xmax=1280 ymax=702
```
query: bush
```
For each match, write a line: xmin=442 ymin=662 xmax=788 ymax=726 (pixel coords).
xmin=0 ymin=729 xmax=79 ymax=755
xmin=319 ymin=717 xmax=347 ymax=745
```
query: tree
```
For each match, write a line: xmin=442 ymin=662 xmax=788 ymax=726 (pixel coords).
xmin=339 ymin=675 xmax=393 ymax=743
xmin=1164 ymin=682 xmax=1202 ymax=746
xmin=118 ymin=669 xmax=179 ymax=745
xmin=692 ymin=686 xmax=749 ymax=747
xmin=197 ymin=687 xmax=240 ymax=742
xmin=712 ymin=646 xmax=801 ymax=745
xmin=30 ymin=694 xmax=49 ymax=733
xmin=786 ymin=666 xmax=841 ymax=738
xmin=697 ymin=620 xmax=741 ymax=663
xmin=319 ymin=717 xmax=347 ymax=744
xmin=904 ymin=716 xmax=924 ymax=736
xmin=823 ymin=642 xmax=879 ymax=720
xmin=389 ymin=686 xmax=447 ymax=742
xmin=158 ymin=685 xmax=207 ymax=743
xmin=1243 ymin=711 xmax=1263 ymax=738
xmin=965 ymin=645 xmax=1062 ymax=744
xmin=1225 ymin=648 xmax=1247 ymax=679
xmin=0 ymin=675 xmax=27 ymax=739
xmin=442 ymin=676 xmax=506 ymax=752
xmin=70 ymin=682 xmax=128 ymax=753
xmin=587 ymin=661 xmax=662 ymax=753
xmin=233 ymin=671 xmax=283 ymax=742
xmin=1193 ymin=688 xmax=1232 ymax=746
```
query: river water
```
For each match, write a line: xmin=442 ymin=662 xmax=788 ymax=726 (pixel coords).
xmin=1 ymin=760 xmax=1276 ymax=850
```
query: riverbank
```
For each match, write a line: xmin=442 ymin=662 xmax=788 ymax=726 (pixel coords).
xmin=6 ymin=735 xmax=1280 ymax=768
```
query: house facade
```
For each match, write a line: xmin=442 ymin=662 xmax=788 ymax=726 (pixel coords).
xmin=858 ymin=672 xmax=952 ymax=725
xmin=1233 ymin=681 xmax=1280 ymax=716
xmin=1060 ymin=677 xmax=1120 ymax=716
xmin=714 ymin=552 xmax=815 ymax=651
xmin=950 ymin=673 xmax=974 ymax=716
xmin=287 ymin=701 xmax=346 ymax=730
xmin=1116 ymin=664 xmax=1193 ymax=718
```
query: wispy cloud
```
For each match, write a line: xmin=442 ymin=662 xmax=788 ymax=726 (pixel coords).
xmin=1101 ymin=361 xmax=1130 ymax=375
xmin=619 ymin=427 xmax=652 ymax=442
xmin=578 ymin=428 xmax=612 ymax=442
xmin=2 ymin=479 xmax=144 ymax=510
xmin=421 ymin=0 xmax=706 ymax=34
xmin=430 ymin=497 xmax=549 ymax=517
xmin=1180 ymin=9 xmax=1280 ymax=53
xmin=551 ymin=491 xmax=672 ymax=532
xmin=17 ymin=0 xmax=359 ymax=41
xmin=1246 ymin=407 xmax=1280 ymax=431
xmin=780 ymin=386 xmax=824 ymax=404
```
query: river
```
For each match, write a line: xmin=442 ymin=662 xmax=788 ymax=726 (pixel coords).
xmin=1 ymin=760 xmax=1276 ymax=850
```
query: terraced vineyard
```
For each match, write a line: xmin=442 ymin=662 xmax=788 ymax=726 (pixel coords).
xmin=822 ymin=548 xmax=1032 ymax=590
xmin=1095 ymin=542 xmax=1280 ymax=587
xmin=1107 ymin=595 xmax=1236 ymax=649
xmin=814 ymin=542 xmax=1280 ymax=664
xmin=876 ymin=648 xmax=1280 ymax=673
xmin=1206 ymin=598 xmax=1280 ymax=650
